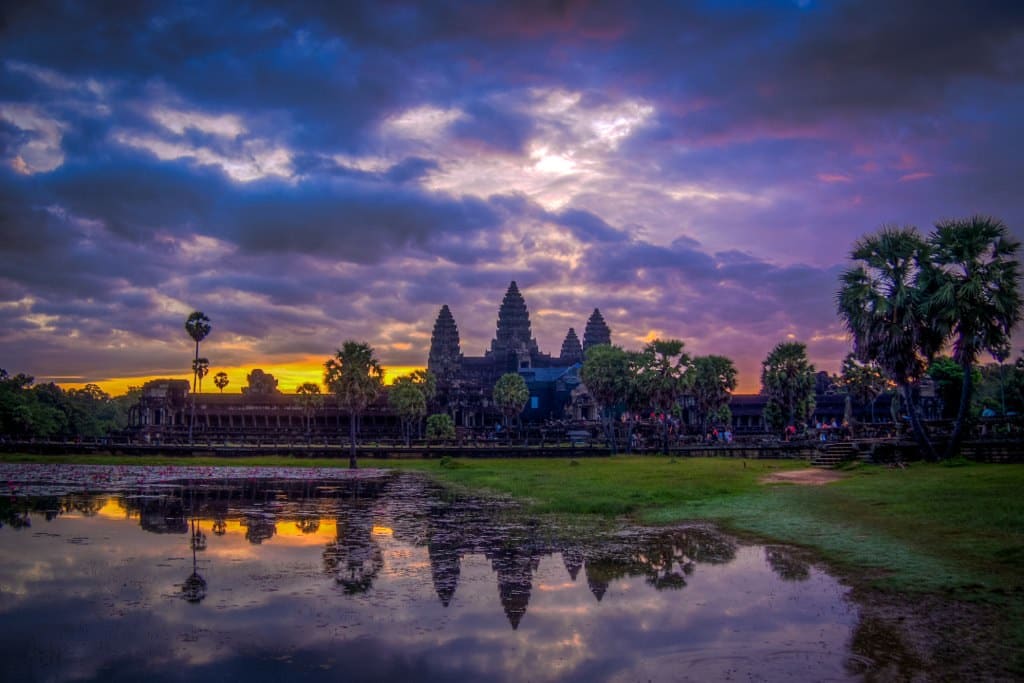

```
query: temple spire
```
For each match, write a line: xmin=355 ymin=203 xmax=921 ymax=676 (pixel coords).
xmin=428 ymin=305 xmax=461 ymax=384
xmin=582 ymin=308 xmax=611 ymax=352
xmin=489 ymin=281 xmax=538 ymax=357
xmin=559 ymin=328 xmax=583 ymax=365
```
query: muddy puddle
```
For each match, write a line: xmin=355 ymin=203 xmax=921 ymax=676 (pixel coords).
xmin=0 ymin=464 xmax=874 ymax=681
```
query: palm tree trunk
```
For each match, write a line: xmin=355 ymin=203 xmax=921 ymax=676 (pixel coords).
xmin=944 ymin=360 xmax=974 ymax=460
xmin=348 ymin=412 xmax=357 ymax=469
xmin=902 ymin=383 xmax=937 ymax=461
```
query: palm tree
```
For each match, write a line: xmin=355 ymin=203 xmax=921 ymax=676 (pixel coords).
xmin=184 ymin=311 xmax=211 ymax=444
xmin=214 ymin=371 xmax=229 ymax=393
xmin=580 ymin=344 xmax=631 ymax=452
xmin=324 ymin=341 xmax=384 ymax=468
xmin=492 ymin=372 xmax=529 ymax=441
xmin=836 ymin=227 xmax=941 ymax=459
xmin=635 ymin=339 xmax=691 ymax=453
xmin=760 ymin=341 xmax=816 ymax=434
xmin=925 ymin=216 xmax=1022 ymax=458
xmin=193 ymin=358 xmax=210 ymax=393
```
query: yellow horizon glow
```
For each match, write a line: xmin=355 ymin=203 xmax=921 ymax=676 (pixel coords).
xmin=54 ymin=359 xmax=427 ymax=397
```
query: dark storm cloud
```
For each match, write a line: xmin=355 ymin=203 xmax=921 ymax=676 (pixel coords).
xmin=225 ymin=178 xmax=500 ymax=263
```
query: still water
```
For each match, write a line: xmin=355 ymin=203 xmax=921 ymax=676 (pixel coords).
xmin=0 ymin=465 xmax=863 ymax=681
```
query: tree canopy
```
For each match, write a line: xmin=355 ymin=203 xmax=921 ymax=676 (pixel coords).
xmin=760 ymin=341 xmax=816 ymax=431
xmin=324 ymin=341 xmax=384 ymax=468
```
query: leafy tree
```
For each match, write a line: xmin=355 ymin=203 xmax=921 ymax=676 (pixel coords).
xmin=836 ymin=227 xmax=941 ymax=458
xmin=64 ymin=384 xmax=123 ymax=438
xmin=635 ymin=339 xmax=691 ymax=452
xmin=324 ymin=341 xmax=384 ymax=468
xmin=927 ymin=357 xmax=982 ymax=419
xmin=426 ymin=413 xmax=456 ymax=441
xmin=924 ymin=216 xmax=1022 ymax=457
xmin=296 ymin=383 xmax=324 ymax=437
xmin=837 ymin=353 xmax=892 ymax=425
xmin=492 ymin=372 xmax=529 ymax=437
xmin=760 ymin=341 xmax=816 ymax=432
xmin=689 ymin=355 xmax=738 ymax=436
xmin=388 ymin=375 xmax=429 ymax=446
xmin=975 ymin=357 xmax=1024 ymax=416
xmin=580 ymin=345 xmax=631 ymax=451
xmin=184 ymin=311 xmax=212 ymax=444
xmin=214 ymin=371 xmax=229 ymax=393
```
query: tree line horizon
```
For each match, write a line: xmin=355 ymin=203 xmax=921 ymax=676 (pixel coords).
xmin=2 ymin=215 xmax=1021 ymax=462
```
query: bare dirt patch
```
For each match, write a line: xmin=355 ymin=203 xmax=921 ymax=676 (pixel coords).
xmin=761 ymin=468 xmax=844 ymax=485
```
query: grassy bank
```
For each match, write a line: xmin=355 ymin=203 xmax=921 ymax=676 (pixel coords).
xmin=387 ymin=455 xmax=1024 ymax=675
xmin=385 ymin=457 xmax=1024 ymax=595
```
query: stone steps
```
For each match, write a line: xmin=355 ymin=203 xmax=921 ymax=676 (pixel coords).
xmin=811 ymin=442 xmax=858 ymax=468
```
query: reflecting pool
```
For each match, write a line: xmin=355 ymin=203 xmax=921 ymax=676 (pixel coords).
xmin=0 ymin=465 xmax=864 ymax=681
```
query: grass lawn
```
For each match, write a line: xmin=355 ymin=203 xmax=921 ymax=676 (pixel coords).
xmin=384 ymin=456 xmax=1024 ymax=595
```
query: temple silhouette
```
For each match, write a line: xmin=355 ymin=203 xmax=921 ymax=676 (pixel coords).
xmin=427 ymin=281 xmax=611 ymax=426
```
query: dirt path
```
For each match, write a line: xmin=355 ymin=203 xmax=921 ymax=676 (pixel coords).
xmin=760 ymin=468 xmax=844 ymax=485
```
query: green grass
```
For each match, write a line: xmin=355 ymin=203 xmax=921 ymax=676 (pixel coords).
xmin=385 ymin=456 xmax=1024 ymax=596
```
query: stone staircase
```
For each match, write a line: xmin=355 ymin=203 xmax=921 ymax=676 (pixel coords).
xmin=811 ymin=442 xmax=859 ymax=468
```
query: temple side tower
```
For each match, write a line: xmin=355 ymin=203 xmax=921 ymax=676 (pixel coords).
xmin=559 ymin=328 xmax=583 ymax=365
xmin=582 ymin=308 xmax=612 ymax=352
xmin=427 ymin=305 xmax=462 ymax=384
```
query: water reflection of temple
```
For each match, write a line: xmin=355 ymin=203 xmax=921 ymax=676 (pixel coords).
xmin=4 ymin=473 xmax=780 ymax=631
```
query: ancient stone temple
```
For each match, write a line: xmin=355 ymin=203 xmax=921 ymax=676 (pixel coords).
xmin=427 ymin=281 xmax=610 ymax=426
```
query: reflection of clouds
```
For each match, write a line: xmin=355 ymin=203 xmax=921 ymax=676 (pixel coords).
xmin=0 ymin=477 xmax=859 ymax=682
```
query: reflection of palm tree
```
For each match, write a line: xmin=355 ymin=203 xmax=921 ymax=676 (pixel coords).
xmin=764 ymin=546 xmax=811 ymax=581
xmin=182 ymin=518 xmax=207 ymax=603
xmin=322 ymin=504 xmax=383 ymax=594
xmin=243 ymin=514 xmax=277 ymax=545
xmin=296 ymin=517 xmax=320 ymax=534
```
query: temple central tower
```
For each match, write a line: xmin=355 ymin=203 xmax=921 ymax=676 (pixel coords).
xmin=488 ymin=281 xmax=539 ymax=365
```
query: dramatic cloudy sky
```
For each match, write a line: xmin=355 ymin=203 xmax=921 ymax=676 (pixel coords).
xmin=1 ymin=0 xmax=1022 ymax=394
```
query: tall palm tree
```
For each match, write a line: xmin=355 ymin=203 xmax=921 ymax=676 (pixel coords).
xmin=925 ymin=216 xmax=1022 ymax=458
xmin=184 ymin=311 xmax=211 ymax=444
xmin=324 ymin=341 xmax=384 ymax=468
xmin=836 ymin=227 xmax=941 ymax=459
